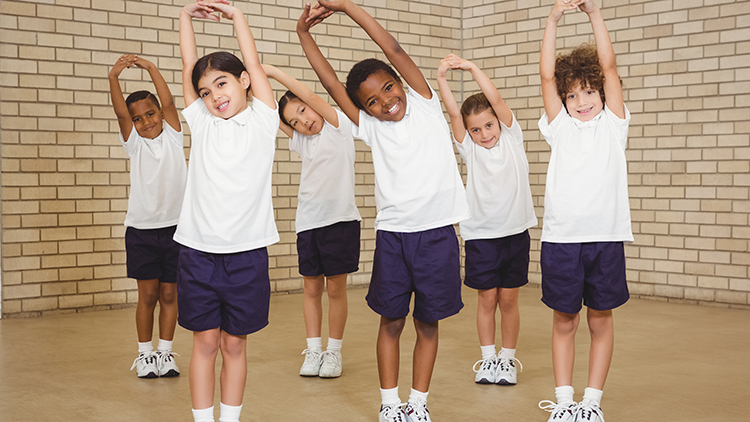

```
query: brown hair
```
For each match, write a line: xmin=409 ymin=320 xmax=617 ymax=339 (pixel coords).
xmin=554 ymin=44 xmax=607 ymax=106
xmin=460 ymin=92 xmax=497 ymax=128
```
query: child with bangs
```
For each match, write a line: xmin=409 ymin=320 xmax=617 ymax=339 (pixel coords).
xmin=299 ymin=1 xmax=471 ymax=421
xmin=436 ymin=54 xmax=537 ymax=387
xmin=178 ymin=1 xmax=279 ymax=421
xmin=537 ymin=1 xmax=631 ymax=422
xmin=263 ymin=64 xmax=362 ymax=379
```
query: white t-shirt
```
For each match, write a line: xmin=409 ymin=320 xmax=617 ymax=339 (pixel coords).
xmin=290 ymin=109 xmax=361 ymax=233
xmin=455 ymin=114 xmax=537 ymax=240
xmin=120 ymin=122 xmax=187 ymax=229
xmin=538 ymin=104 xmax=633 ymax=243
xmin=352 ymin=85 xmax=470 ymax=232
xmin=175 ymin=98 xmax=280 ymax=253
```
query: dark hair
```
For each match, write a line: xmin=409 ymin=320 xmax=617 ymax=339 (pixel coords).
xmin=345 ymin=58 xmax=401 ymax=110
xmin=125 ymin=90 xmax=160 ymax=110
xmin=554 ymin=44 xmax=614 ymax=106
xmin=278 ymin=90 xmax=299 ymax=127
xmin=191 ymin=51 xmax=248 ymax=95
xmin=460 ymin=92 xmax=497 ymax=128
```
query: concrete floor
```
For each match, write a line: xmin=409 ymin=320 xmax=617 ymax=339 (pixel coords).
xmin=0 ymin=285 xmax=747 ymax=421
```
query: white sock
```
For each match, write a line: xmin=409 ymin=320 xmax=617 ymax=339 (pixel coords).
xmin=582 ymin=387 xmax=603 ymax=407
xmin=480 ymin=344 xmax=497 ymax=360
xmin=555 ymin=385 xmax=575 ymax=404
xmin=498 ymin=347 xmax=516 ymax=359
xmin=408 ymin=388 xmax=428 ymax=405
xmin=138 ymin=341 xmax=153 ymax=355
xmin=380 ymin=386 xmax=400 ymax=406
xmin=157 ymin=338 xmax=173 ymax=353
xmin=192 ymin=406 xmax=214 ymax=422
xmin=327 ymin=337 xmax=342 ymax=353
xmin=306 ymin=337 xmax=323 ymax=352
xmin=218 ymin=403 xmax=242 ymax=422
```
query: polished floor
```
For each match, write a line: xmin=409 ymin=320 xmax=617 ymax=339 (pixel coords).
xmin=0 ymin=285 xmax=747 ymax=421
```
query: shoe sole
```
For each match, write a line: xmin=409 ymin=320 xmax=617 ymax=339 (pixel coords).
xmin=495 ymin=379 xmax=516 ymax=385
xmin=319 ymin=371 xmax=341 ymax=378
xmin=299 ymin=372 xmax=320 ymax=377
xmin=160 ymin=370 xmax=180 ymax=377
xmin=138 ymin=372 xmax=158 ymax=379
xmin=475 ymin=378 xmax=494 ymax=384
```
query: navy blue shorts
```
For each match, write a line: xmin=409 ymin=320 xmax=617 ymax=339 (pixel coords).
xmin=297 ymin=220 xmax=361 ymax=277
xmin=464 ymin=230 xmax=530 ymax=290
xmin=366 ymin=225 xmax=463 ymax=322
xmin=125 ymin=226 xmax=179 ymax=283
xmin=177 ymin=246 xmax=270 ymax=336
xmin=540 ymin=241 xmax=629 ymax=314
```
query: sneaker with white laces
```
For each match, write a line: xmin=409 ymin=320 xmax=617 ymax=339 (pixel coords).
xmin=495 ymin=355 xmax=523 ymax=385
xmin=379 ymin=403 xmax=408 ymax=422
xmin=130 ymin=352 xmax=158 ymax=378
xmin=299 ymin=349 xmax=323 ymax=377
xmin=318 ymin=350 xmax=342 ymax=378
xmin=404 ymin=399 xmax=432 ymax=422
xmin=574 ymin=401 xmax=605 ymax=422
xmin=156 ymin=350 xmax=180 ymax=377
xmin=472 ymin=356 xmax=497 ymax=384
xmin=539 ymin=400 xmax=578 ymax=422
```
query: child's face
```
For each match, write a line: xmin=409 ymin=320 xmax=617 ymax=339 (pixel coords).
xmin=465 ymin=109 xmax=501 ymax=149
xmin=356 ymin=70 xmax=407 ymax=122
xmin=283 ymin=98 xmax=325 ymax=136
xmin=564 ymin=82 xmax=603 ymax=122
xmin=128 ymin=99 xmax=163 ymax=139
xmin=197 ymin=69 xmax=250 ymax=119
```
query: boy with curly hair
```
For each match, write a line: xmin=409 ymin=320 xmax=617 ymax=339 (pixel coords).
xmin=536 ymin=1 xmax=631 ymax=422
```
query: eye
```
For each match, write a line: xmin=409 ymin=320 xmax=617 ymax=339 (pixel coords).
xmin=367 ymin=99 xmax=377 ymax=107
xmin=385 ymin=83 xmax=392 ymax=92
xmin=291 ymin=120 xmax=298 ymax=127
xmin=471 ymin=128 xmax=478 ymax=133
xmin=568 ymin=94 xmax=575 ymax=99
xmin=587 ymin=90 xmax=595 ymax=95
xmin=147 ymin=112 xmax=154 ymax=117
xmin=200 ymin=91 xmax=209 ymax=98
xmin=218 ymin=81 xmax=226 ymax=88
xmin=133 ymin=117 xmax=140 ymax=122
xmin=301 ymin=107 xmax=305 ymax=113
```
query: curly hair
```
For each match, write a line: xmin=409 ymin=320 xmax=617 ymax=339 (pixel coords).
xmin=460 ymin=92 xmax=497 ymax=128
xmin=345 ymin=58 xmax=401 ymax=110
xmin=277 ymin=90 xmax=299 ymax=128
xmin=125 ymin=90 xmax=160 ymax=110
xmin=554 ymin=44 xmax=606 ymax=105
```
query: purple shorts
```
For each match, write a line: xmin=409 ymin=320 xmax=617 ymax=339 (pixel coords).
xmin=297 ymin=220 xmax=361 ymax=277
xmin=540 ymin=241 xmax=629 ymax=314
xmin=177 ymin=246 xmax=270 ymax=336
xmin=464 ymin=230 xmax=530 ymax=290
xmin=125 ymin=226 xmax=179 ymax=283
xmin=366 ymin=225 xmax=463 ymax=322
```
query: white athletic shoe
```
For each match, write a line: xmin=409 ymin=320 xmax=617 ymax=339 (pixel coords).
xmin=472 ymin=356 xmax=497 ymax=384
xmin=379 ymin=403 xmax=408 ymax=422
xmin=539 ymin=400 xmax=578 ymax=422
xmin=574 ymin=401 xmax=605 ymax=422
xmin=495 ymin=355 xmax=523 ymax=385
xmin=299 ymin=349 xmax=323 ymax=377
xmin=156 ymin=351 xmax=180 ymax=377
xmin=130 ymin=352 xmax=158 ymax=378
xmin=403 ymin=399 xmax=432 ymax=422
xmin=318 ymin=350 xmax=342 ymax=378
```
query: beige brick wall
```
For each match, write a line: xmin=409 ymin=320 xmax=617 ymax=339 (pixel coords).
xmin=1 ymin=0 xmax=749 ymax=317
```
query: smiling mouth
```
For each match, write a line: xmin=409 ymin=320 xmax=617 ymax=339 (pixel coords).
xmin=386 ymin=101 xmax=400 ymax=115
xmin=217 ymin=101 xmax=229 ymax=111
xmin=578 ymin=106 xmax=594 ymax=115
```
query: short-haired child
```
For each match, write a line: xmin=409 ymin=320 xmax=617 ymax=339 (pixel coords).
xmin=537 ymin=1 xmax=631 ymax=421
xmin=436 ymin=54 xmax=537 ymax=386
xmin=109 ymin=54 xmax=187 ymax=379
xmin=263 ymin=63 xmax=362 ymax=378
xmin=178 ymin=2 xmax=279 ymax=421
xmin=300 ymin=2 xmax=471 ymax=421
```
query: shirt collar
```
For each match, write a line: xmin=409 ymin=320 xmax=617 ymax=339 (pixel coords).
xmin=571 ymin=108 xmax=604 ymax=129
xmin=211 ymin=104 xmax=251 ymax=126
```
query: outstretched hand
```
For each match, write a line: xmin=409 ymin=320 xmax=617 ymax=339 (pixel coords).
xmin=576 ymin=0 xmax=599 ymax=14
xmin=302 ymin=2 xmax=335 ymax=29
xmin=441 ymin=54 xmax=473 ymax=71
xmin=182 ymin=1 xmax=230 ymax=21
xmin=549 ymin=0 xmax=582 ymax=21
xmin=110 ymin=54 xmax=137 ymax=77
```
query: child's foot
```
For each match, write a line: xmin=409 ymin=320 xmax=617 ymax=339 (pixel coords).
xmin=299 ymin=349 xmax=323 ymax=377
xmin=156 ymin=351 xmax=180 ymax=377
xmin=130 ymin=352 xmax=158 ymax=378
xmin=539 ymin=400 xmax=577 ymax=422
xmin=404 ymin=399 xmax=431 ymax=422
xmin=379 ymin=403 xmax=408 ymax=422
xmin=318 ymin=350 xmax=342 ymax=378
xmin=495 ymin=355 xmax=522 ymax=385
xmin=574 ymin=401 xmax=604 ymax=422
xmin=472 ymin=356 xmax=497 ymax=384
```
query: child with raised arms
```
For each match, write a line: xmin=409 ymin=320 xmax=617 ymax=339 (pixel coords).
xmin=109 ymin=54 xmax=187 ymax=379
xmin=263 ymin=63 xmax=362 ymax=379
xmin=436 ymin=54 xmax=537 ymax=386
xmin=537 ymin=1 xmax=631 ymax=421
xmin=300 ymin=1 xmax=471 ymax=421
xmin=178 ymin=2 xmax=279 ymax=421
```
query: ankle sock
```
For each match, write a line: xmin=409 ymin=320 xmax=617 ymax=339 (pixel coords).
xmin=582 ymin=387 xmax=603 ymax=407
xmin=192 ymin=406 xmax=214 ymax=422
xmin=498 ymin=347 xmax=516 ymax=359
xmin=555 ymin=385 xmax=575 ymax=404
xmin=408 ymin=388 xmax=428 ymax=405
xmin=326 ymin=337 xmax=342 ymax=353
xmin=380 ymin=386 xmax=400 ymax=406
xmin=306 ymin=337 xmax=323 ymax=352
xmin=138 ymin=341 xmax=153 ymax=355
xmin=480 ymin=344 xmax=497 ymax=360
xmin=218 ymin=403 xmax=242 ymax=422
xmin=157 ymin=338 xmax=173 ymax=353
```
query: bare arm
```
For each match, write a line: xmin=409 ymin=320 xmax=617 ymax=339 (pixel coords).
xmin=460 ymin=57 xmax=513 ymax=128
xmin=263 ymin=64 xmax=339 ymax=128
xmin=541 ymin=0 xmax=578 ymax=121
xmin=135 ymin=57 xmax=181 ymax=132
xmin=179 ymin=3 xmax=220 ymax=106
xmin=436 ymin=55 xmax=465 ymax=143
xmin=109 ymin=54 xmax=137 ymax=137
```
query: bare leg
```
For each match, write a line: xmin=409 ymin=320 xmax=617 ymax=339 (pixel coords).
xmin=158 ymin=282 xmax=178 ymax=341
xmin=190 ymin=328 xmax=221 ymax=409
xmin=586 ymin=308 xmax=614 ymax=390
xmin=412 ymin=319 xmax=439 ymax=393
xmin=135 ymin=279 xmax=160 ymax=342
xmin=325 ymin=273 xmax=348 ymax=340
xmin=498 ymin=287 xmax=521 ymax=349
xmin=552 ymin=310 xmax=580 ymax=387
xmin=476 ymin=288 xmax=498 ymax=347
xmin=377 ymin=316 xmax=406 ymax=389
xmin=302 ymin=274 xmax=325 ymax=339
xmin=219 ymin=331 xmax=248 ymax=406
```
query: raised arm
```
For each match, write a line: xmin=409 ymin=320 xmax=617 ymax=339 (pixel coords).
xmin=541 ymin=0 xmax=578 ymax=121
xmin=180 ymin=2 xmax=220 ymax=106
xmin=580 ymin=0 xmax=624 ymax=118
xmin=109 ymin=54 xmax=137 ymax=137
xmin=436 ymin=55 xmax=465 ymax=143
xmin=460 ymin=57 xmax=513 ymax=128
xmin=297 ymin=3 xmax=360 ymax=125
xmin=135 ymin=57 xmax=181 ymax=132
xmin=263 ymin=64 xmax=339 ymax=128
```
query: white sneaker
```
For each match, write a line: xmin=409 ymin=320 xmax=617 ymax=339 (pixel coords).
xmin=404 ymin=399 xmax=432 ymax=422
xmin=539 ymin=400 xmax=578 ymax=422
xmin=156 ymin=351 xmax=180 ymax=377
xmin=379 ymin=403 xmax=408 ymax=422
xmin=472 ymin=356 xmax=497 ymax=384
xmin=495 ymin=355 xmax=522 ymax=385
xmin=299 ymin=349 xmax=323 ymax=377
xmin=318 ymin=350 xmax=342 ymax=378
xmin=575 ymin=401 xmax=605 ymax=422
xmin=130 ymin=352 xmax=158 ymax=378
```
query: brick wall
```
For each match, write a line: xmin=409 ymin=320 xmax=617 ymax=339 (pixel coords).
xmin=1 ymin=0 xmax=748 ymax=317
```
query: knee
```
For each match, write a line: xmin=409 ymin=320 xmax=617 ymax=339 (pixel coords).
xmin=139 ymin=288 xmax=159 ymax=308
xmin=477 ymin=290 xmax=498 ymax=312
xmin=304 ymin=277 xmax=325 ymax=298
xmin=381 ymin=317 xmax=406 ymax=338
xmin=195 ymin=334 xmax=220 ymax=357
xmin=414 ymin=320 xmax=439 ymax=341
xmin=220 ymin=334 xmax=247 ymax=358
xmin=497 ymin=294 xmax=518 ymax=314
xmin=553 ymin=312 xmax=579 ymax=335
xmin=587 ymin=310 xmax=613 ymax=335
xmin=159 ymin=285 xmax=177 ymax=305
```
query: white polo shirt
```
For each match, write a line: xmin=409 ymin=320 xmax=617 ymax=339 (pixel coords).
xmin=352 ymin=84 xmax=470 ymax=233
xmin=455 ymin=114 xmax=537 ymax=240
xmin=120 ymin=122 xmax=187 ymax=229
xmin=538 ymin=104 xmax=633 ymax=243
xmin=290 ymin=109 xmax=361 ymax=233
xmin=175 ymin=98 xmax=280 ymax=253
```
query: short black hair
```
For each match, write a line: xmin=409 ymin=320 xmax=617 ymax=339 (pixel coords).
xmin=278 ymin=90 xmax=299 ymax=127
xmin=125 ymin=90 xmax=160 ymax=110
xmin=345 ymin=58 xmax=401 ymax=110
xmin=191 ymin=51 xmax=249 ymax=95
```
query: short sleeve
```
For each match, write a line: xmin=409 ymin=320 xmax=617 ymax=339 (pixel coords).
xmin=162 ymin=121 xmax=184 ymax=148
xmin=181 ymin=99 xmax=208 ymax=130
xmin=249 ymin=97 xmax=281 ymax=138
xmin=501 ymin=112 xmax=523 ymax=146
xmin=407 ymin=83 xmax=443 ymax=117
xmin=454 ymin=131 xmax=473 ymax=161
xmin=289 ymin=131 xmax=302 ymax=154
xmin=120 ymin=126 xmax=139 ymax=157
xmin=604 ymin=104 xmax=631 ymax=150
xmin=351 ymin=109 xmax=372 ymax=146
xmin=538 ymin=108 xmax=568 ymax=147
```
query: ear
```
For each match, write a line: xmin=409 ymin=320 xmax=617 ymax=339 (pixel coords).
xmin=240 ymin=71 xmax=250 ymax=91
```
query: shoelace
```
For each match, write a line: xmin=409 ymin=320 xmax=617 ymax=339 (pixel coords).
xmin=157 ymin=351 xmax=180 ymax=364
xmin=321 ymin=350 xmax=341 ymax=366
xmin=130 ymin=352 xmax=157 ymax=371
xmin=576 ymin=402 xmax=605 ymax=422
xmin=405 ymin=399 xmax=429 ymax=421
xmin=381 ymin=403 xmax=407 ymax=422
xmin=497 ymin=355 xmax=523 ymax=373
xmin=301 ymin=349 xmax=322 ymax=363
xmin=538 ymin=400 xmax=578 ymax=420
xmin=472 ymin=357 xmax=496 ymax=373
